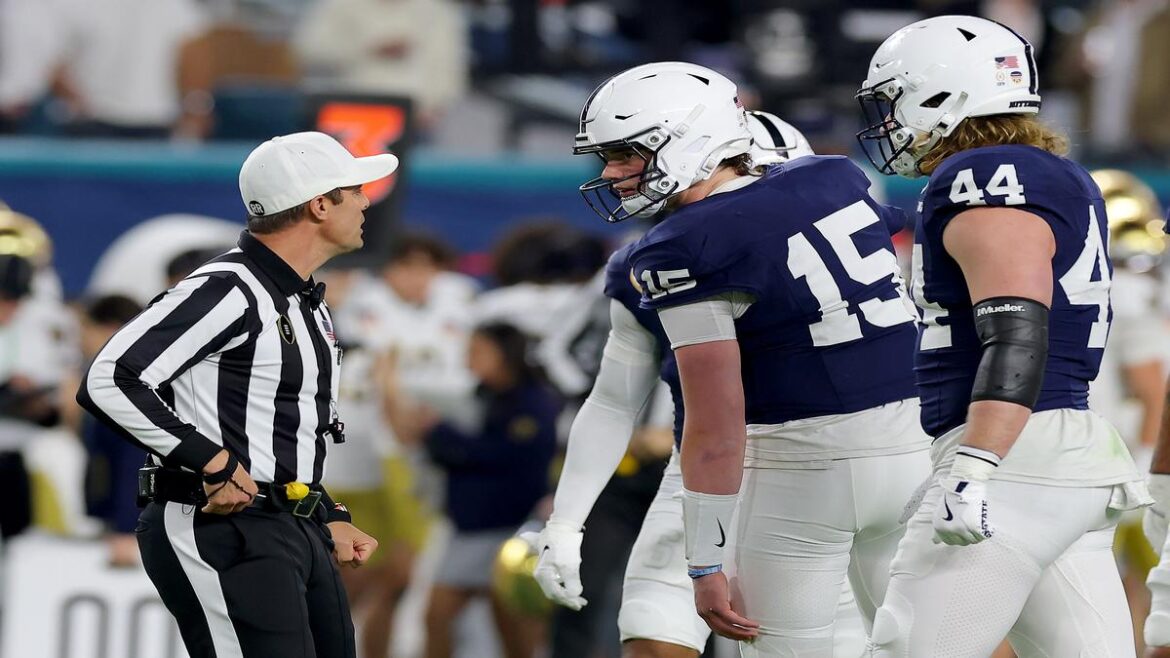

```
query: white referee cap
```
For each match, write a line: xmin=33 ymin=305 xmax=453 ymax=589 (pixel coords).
xmin=239 ymin=131 xmax=399 ymax=216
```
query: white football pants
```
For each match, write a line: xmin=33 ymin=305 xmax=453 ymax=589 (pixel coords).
xmin=728 ymin=448 xmax=932 ymax=657
xmin=619 ymin=449 xmax=870 ymax=656
xmin=868 ymin=477 xmax=1136 ymax=658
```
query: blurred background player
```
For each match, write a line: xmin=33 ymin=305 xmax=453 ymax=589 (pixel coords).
xmin=1146 ymin=207 xmax=1170 ymax=658
xmin=390 ymin=322 xmax=559 ymax=658
xmin=71 ymin=294 xmax=145 ymax=565
xmin=1088 ymin=168 xmax=1170 ymax=655
xmin=325 ymin=232 xmax=472 ymax=658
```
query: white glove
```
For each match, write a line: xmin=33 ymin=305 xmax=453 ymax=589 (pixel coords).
xmin=1145 ymin=473 xmax=1170 ymax=557
xmin=1148 ymin=556 xmax=1170 ymax=648
xmin=521 ymin=520 xmax=588 ymax=610
xmin=933 ymin=446 xmax=1000 ymax=546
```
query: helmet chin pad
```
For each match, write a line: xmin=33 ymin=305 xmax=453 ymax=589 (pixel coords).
xmin=577 ymin=153 xmax=678 ymax=223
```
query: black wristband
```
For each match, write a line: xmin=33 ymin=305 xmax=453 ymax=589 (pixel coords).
xmin=202 ymin=452 xmax=238 ymax=485
xmin=319 ymin=487 xmax=352 ymax=523
xmin=326 ymin=502 xmax=352 ymax=524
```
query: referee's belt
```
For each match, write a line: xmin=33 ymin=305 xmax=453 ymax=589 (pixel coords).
xmin=139 ymin=467 xmax=326 ymax=520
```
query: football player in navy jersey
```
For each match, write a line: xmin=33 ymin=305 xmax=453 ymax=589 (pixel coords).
xmin=856 ymin=15 xmax=1151 ymax=657
xmin=526 ymin=103 xmax=873 ymax=658
xmin=566 ymin=61 xmax=932 ymax=657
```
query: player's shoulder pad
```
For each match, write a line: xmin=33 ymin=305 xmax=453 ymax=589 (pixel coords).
xmin=879 ymin=204 xmax=910 ymax=235
xmin=924 ymin=144 xmax=1086 ymax=221
xmin=931 ymin=144 xmax=1052 ymax=180
xmin=630 ymin=197 xmax=769 ymax=309
xmin=776 ymin=154 xmax=866 ymax=182
xmin=602 ymin=241 xmax=638 ymax=300
xmin=928 ymin=145 xmax=1070 ymax=201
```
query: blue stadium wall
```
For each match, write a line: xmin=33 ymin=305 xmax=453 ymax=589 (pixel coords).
xmin=1 ymin=138 xmax=1167 ymax=297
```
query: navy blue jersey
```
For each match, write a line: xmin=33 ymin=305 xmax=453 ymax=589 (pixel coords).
xmin=913 ymin=145 xmax=1111 ymax=438
xmin=603 ymin=242 xmax=684 ymax=443
xmin=630 ymin=157 xmax=918 ymax=426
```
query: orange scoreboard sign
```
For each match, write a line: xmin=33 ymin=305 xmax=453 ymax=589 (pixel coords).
xmin=307 ymin=94 xmax=413 ymax=264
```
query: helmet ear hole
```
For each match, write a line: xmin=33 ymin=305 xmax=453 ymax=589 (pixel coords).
xmin=920 ymin=92 xmax=951 ymax=109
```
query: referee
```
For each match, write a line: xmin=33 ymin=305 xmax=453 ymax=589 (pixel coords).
xmin=77 ymin=131 xmax=395 ymax=657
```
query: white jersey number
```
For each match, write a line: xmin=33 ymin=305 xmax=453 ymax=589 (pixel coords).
xmin=787 ymin=200 xmax=915 ymax=347
xmin=911 ymin=244 xmax=951 ymax=349
xmin=1058 ymin=205 xmax=1111 ymax=348
xmin=949 ymin=164 xmax=1027 ymax=206
xmin=914 ymin=204 xmax=1111 ymax=351
xmin=640 ymin=268 xmax=696 ymax=300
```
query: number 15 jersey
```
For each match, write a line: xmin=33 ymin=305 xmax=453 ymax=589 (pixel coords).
xmin=629 ymin=156 xmax=921 ymax=458
xmin=913 ymin=145 xmax=1113 ymax=439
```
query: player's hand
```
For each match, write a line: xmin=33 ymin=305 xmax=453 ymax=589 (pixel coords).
xmin=693 ymin=570 xmax=759 ymax=641
xmin=328 ymin=521 xmax=379 ymax=568
xmin=933 ymin=477 xmax=993 ymax=546
xmin=201 ymin=451 xmax=258 ymax=515
xmin=1145 ymin=473 xmax=1170 ymax=556
xmin=522 ymin=521 xmax=588 ymax=610
xmin=1148 ymin=597 xmax=1170 ymax=651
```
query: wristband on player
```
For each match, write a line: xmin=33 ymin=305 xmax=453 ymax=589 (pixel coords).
xmin=202 ymin=452 xmax=239 ymax=485
xmin=682 ymin=487 xmax=738 ymax=569
xmin=950 ymin=445 xmax=1001 ymax=482
xmin=687 ymin=564 xmax=723 ymax=579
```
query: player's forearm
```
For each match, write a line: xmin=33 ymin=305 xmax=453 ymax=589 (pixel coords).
xmin=1153 ymin=443 xmax=1170 ymax=475
xmin=674 ymin=340 xmax=746 ymax=495
xmin=959 ymin=399 xmax=1032 ymax=458
xmin=1153 ymin=383 xmax=1170 ymax=474
xmin=1124 ymin=360 xmax=1166 ymax=449
xmin=680 ymin=428 xmax=746 ymax=494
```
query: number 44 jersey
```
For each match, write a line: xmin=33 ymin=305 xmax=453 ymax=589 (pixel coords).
xmin=629 ymin=156 xmax=921 ymax=450
xmin=913 ymin=144 xmax=1112 ymax=440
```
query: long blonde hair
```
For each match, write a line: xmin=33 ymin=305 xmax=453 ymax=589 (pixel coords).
xmin=918 ymin=114 xmax=1069 ymax=176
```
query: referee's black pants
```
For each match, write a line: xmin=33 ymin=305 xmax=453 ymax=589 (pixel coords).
xmin=136 ymin=501 xmax=356 ymax=658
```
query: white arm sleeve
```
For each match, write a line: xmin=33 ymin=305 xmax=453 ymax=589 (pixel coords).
xmin=548 ymin=300 xmax=662 ymax=529
xmin=656 ymin=292 xmax=754 ymax=349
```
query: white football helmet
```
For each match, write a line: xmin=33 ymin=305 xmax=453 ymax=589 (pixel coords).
xmin=856 ymin=15 xmax=1042 ymax=178
xmin=746 ymin=110 xmax=814 ymax=165
xmin=575 ymin=61 xmax=751 ymax=222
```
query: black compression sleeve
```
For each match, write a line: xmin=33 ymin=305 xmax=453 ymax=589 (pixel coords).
xmin=970 ymin=296 xmax=1049 ymax=408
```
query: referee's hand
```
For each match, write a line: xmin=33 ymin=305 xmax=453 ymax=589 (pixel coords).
xmin=328 ymin=522 xmax=378 ymax=568
xmin=201 ymin=450 xmax=259 ymax=515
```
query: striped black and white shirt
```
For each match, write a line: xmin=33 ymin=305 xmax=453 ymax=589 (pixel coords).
xmin=78 ymin=232 xmax=344 ymax=486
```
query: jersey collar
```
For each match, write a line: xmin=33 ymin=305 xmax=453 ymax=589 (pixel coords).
xmin=237 ymin=231 xmax=310 ymax=297
xmin=709 ymin=174 xmax=758 ymax=197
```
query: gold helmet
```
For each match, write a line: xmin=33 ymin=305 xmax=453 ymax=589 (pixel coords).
xmin=492 ymin=535 xmax=552 ymax=617
xmin=0 ymin=208 xmax=51 ymax=268
xmin=1091 ymin=169 xmax=1165 ymax=271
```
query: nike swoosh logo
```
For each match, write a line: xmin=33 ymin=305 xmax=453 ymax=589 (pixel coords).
xmin=942 ymin=500 xmax=954 ymax=522
xmin=715 ymin=519 xmax=726 ymax=548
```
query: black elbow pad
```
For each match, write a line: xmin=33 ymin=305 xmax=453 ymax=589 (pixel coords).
xmin=970 ymin=297 xmax=1050 ymax=408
